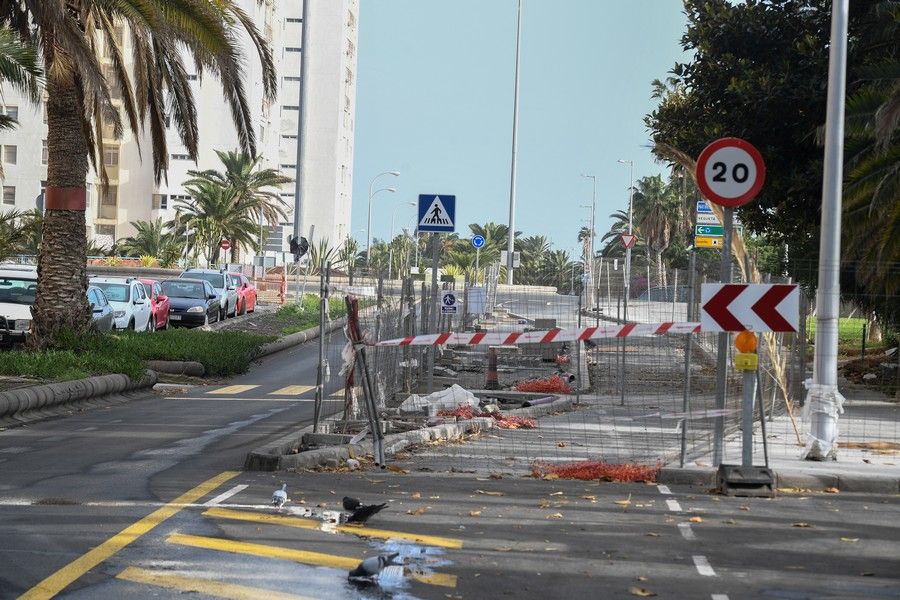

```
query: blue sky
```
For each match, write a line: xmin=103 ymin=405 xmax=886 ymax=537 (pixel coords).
xmin=351 ymin=0 xmax=688 ymax=256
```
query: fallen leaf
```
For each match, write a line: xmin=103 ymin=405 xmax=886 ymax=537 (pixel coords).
xmin=549 ymin=491 xmax=564 ymax=496
xmin=387 ymin=465 xmax=409 ymax=474
xmin=739 ymin=506 xmax=750 ymax=511
xmin=475 ymin=489 xmax=505 ymax=496
xmin=542 ymin=473 xmax=559 ymax=480
xmin=840 ymin=537 xmax=859 ymax=543
xmin=792 ymin=522 xmax=811 ymax=528
xmin=557 ymin=441 xmax=567 ymax=448
xmin=411 ymin=492 xmax=421 ymax=499
xmin=469 ymin=510 xmax=482 ymax=517
xmin=824 ymin=487 xmax=840 ymax=494
xmin=629 ymin=586 xmax=657 ymax=597
xmin=615 ymin=494 xmax=633 ymax=506
xmin=723 ymin=519 xmax=736 ymax=525
xmin=645 ymin=532 xmax=660 ymax=537
xmin=539 ymin=500 xmax=552 ymax=508
xmin=495 ymin=546 xmax=512 ymax=552
xmin=490 ymin=473 xmax=503 ymax=479
xmin=637 ymin=576 xmax=648 ymax=582
xmin=547 ymin=512 xmax=563 ymax=519
xmin=407 ymin=507 xmax=428 ymax=516
xmin=582 ymin=495 xmax=597 ymax=501
xmin=689 ymin=516 xmax=703 ymax=523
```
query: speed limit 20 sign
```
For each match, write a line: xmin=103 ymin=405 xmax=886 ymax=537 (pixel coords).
xmin=696 ymin=137 xmax=765 ymax=207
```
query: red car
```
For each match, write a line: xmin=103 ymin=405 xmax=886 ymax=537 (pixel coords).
xmin=229 ymin=273 xmax=258 ymax=315
xmin=139 ymin=278 xmax=171 ymax=331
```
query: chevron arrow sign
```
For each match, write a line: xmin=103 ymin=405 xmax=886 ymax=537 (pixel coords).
xmin=700 ymin=283 xmax=800 ymax=332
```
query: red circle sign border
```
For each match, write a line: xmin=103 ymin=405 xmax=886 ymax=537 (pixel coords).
xmin=220 ymin=240 xmax=231 ymax=250
xmin=695 ymin=137 xmax=766 ymax=208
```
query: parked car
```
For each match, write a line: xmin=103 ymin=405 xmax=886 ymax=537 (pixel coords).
xmin=0 ymin=264 xmax=37 ymax=347
xmin=87 ymin=285 xmax=115 ymax=331
xmin=139 ymin=278 xmax=170 ymax=331
xmin=90 ymin=277 xmax=153 ymax=331
xmin=161 ymin=279 xmax=221 ymax=328
xmin=180 ymin=268 xmax=237 ymax=320
xmin=229 ymin=272 xmax=258 ymax=315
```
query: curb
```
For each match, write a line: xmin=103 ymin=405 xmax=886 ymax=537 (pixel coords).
xmin=657 ymin=466 xmax=900 ymax=493
xmin=255 ymin=316 xmax=347 ymax=359
xmin=0 ymin=370 xmax=158 ymax=423
xmin=146 ymin=360 xmax=206 ymax=377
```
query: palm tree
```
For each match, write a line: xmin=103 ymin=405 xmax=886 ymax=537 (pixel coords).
xmin=631 ymin=175 xmax=683 ymax=289
xmin=175 ymin=183 xmax=257 ymax=266
xmin=6 ymin=2 xmax=276 ymax=348
xmin=185 ymin=150 xmax=292 ymax=261
xmin=117 ymin=218 xmax=183 ymax=261
xmin=517 ymin=235 xmax=551 ymax=285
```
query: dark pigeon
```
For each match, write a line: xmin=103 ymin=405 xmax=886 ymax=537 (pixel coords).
xmin=343 ymin=496 xmax=362 ymax=511
xmin=348 ymin=553 xmax=401 ymax=579
xmin=347 ymin=501 xmax=387 ymax=524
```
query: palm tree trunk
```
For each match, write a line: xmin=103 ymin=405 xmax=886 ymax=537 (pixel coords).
xmin=29 ymin=53 xmax=92 ymax=349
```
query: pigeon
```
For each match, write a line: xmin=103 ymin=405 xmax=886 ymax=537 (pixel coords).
xmin=343 ymin=496 xmax=362 ymax=511
xmin=347 ymin=501 xmax=387 ymax=524
xmin=272 ymin=483 xmax=288 ymax=508
xmin=348 ymin=553 xmax=402 ymax=579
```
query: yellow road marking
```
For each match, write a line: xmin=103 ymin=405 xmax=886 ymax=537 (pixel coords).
xmin=165 ymin=397 xmax=315 ymax=402
xmin=270 ymin=385 xmax=315 ymax=396
xmin=167 ymin=534 xmax=457 ymax=588
xmin=20 ymin=471 xmax=239 ymax=600
xmin=207 ymin=385 xmax=259 ymax=395
xmin=116 ymin=566 xmax=315 ymax=600
xmin=203 ymin=507 xmax=463 ymax=549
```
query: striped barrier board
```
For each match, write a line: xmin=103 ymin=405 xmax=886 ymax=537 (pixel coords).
xmin=374 ymin=322 xmax=701 ymax=347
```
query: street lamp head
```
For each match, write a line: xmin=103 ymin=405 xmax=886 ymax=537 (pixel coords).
xmin=386 ymin=187 xmax=397 ymax=193
xmin=388 ymin=171 xmax=400 ymax=176
xmin=617 ymin=159 xmax=632 ymax=165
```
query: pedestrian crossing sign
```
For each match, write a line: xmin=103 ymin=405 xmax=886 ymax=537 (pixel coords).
xmin=417 ymin=194 xmax=456 ymax=233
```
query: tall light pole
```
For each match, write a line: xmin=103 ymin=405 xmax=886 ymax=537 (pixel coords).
xmin=581 ymin=174 xmax=597 ymax=307
xmin=617 ymin=159 xmax=634 ymax=320
xmin=366 ymin=171 xmax=399 ymax=267
xmin=388 ymin=201 xmax=416 ymax=280
xmin=807 ymin=0 xmax=849 ymax=461
xmin=292 ymin=0 xmax=311 ymax=240
xmin=505 ymin=0 xmax=523 ymax=285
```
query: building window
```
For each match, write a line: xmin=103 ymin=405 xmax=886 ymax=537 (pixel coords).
xmin=42 ymin=140 xmax=48 ymax=165
xmin=2 ymin=186 xmax=14 ymax=205
xmin=285 ymin=47 xmax=302 ymax=53
xmin=186 ymin=74 xmax=198 ymax=81
xmin=101 ymin=186 xmax=117 ymax=205
xmin=286 ymin=17 xmax=303 ymax=23
xmin=283 ymin=105 xmax=299 ymax=111
xmin=103 ymin=147 xmax=119 ymax=166
xmin=151 ymin=193 xmax=168 ymax=210
xmin=171 ymin=153 xmax=191 ymax=161
xmin=169 ymin=194 xmax=190 ymax=205
xmin=284 ymin=76 xmax=301 ymax=82
xmin=347 ymin=11 xmax=357 ymax=29
xmin=3 ymin=145 xmax=16 ymax=165
xmin=346 ymin=40 xmax=355 ymax=59
xmin=96 ymin=224 xmax=115 ymax=237
xmin=280 ymin=164 xmax=296 ymax=170
xmin=282 ymin=134 xmax=297 ymax=141
xmin=85 ymin=183 xmax=92 ymax=208
xmin=3 ymin=105 xmax=17 ymax=121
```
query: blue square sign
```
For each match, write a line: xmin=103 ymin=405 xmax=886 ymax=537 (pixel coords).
xmin=417 ymin=194 xmax=456 ymax=233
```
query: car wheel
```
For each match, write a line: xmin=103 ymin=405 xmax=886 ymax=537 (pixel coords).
xmin=148 ymin=316 xmax=155 ymax=332
xmin=219 ymin=306 xmax=226 ymax=321
xmin=248 ymin=298 xmax=255 ymax=313
xmin=128 ymin=319 xmax=135 ymax=331
xmin=203 ymin=313 xmax=209 ymax=327
xmin=238 ymin=299 xmax=246 ymax=316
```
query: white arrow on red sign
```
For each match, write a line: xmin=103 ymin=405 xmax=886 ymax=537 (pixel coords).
xmin=620 ymin=234 xmax=637 ymax=250
xmin=700 ymin=283 xmax=799 ymax=333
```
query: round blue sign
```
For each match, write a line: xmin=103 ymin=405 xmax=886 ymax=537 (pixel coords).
xmin=471 ymin=235 xmax=485 ymax=249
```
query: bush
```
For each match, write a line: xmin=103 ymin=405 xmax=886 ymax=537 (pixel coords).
xmin=277 ymin=294 xmax=349 ymax=335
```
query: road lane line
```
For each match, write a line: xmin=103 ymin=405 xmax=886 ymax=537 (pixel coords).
xmin=165 ymin=397 xmax=319 ymax=402
xmin=204 ymin=507 xmax=464 ymax=549
xmin=167 ymin=534 xmax=457 ymax=588
xmin=666 ymin=499 xmax=683 ymax=512
xmin=116 ymin=566 xmax=313 ymax=600
xmin=270 ymin=385 xmax=315 ymax=396
xmin=711 ymin=595 xmax=730 ymax=600
xmin=19 ymin=471 xmax=239 ymax=600
xmin=677 ymin=522 xmax=697 ymax=540
xmin=204 ymin=485 xmax=249 ymax=507
xmin=207 ymin=385 xmax=260 ymax=395
xmin=656 ymin=484 xmax=672 ymax=495
xmin=693 ymin=555 xmax=717 ymax=577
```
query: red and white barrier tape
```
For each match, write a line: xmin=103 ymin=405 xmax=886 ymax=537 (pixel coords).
xmin=375 ymin=322 xmax=701 ymax=347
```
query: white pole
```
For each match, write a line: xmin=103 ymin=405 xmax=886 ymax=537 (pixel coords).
xmin=505 ymin=0 xmax=523 ymax=285
xmin=292 ymin=0 xmax=310 ymax=240
xmin=807 ymin=0 xmax=849 ymax=461
xmin=366 ymin=172 xmax=399 ymax=268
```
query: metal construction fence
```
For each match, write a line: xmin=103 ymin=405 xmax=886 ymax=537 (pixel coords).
xmin=301 ymin=258 xmax=898 ymax=477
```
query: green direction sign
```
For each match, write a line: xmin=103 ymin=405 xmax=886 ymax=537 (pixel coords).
xmin=695 ymin=225 xmax=725 ymax=236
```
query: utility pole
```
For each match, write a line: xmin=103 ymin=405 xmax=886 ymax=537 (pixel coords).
xmin=807 ymin=0 xmax=849 ymax=460
xmin=505 ymin=0 xmax=523 ymax=285
xmin=292 ymin=0 xmax=310 ymax=241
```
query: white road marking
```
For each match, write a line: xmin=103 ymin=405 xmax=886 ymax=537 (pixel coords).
xmin=657 ymin=484 xmax=672 ymax=495
xmin=203 ymin=484 xmax=249 ymax=507
xmin=678 ymin=522 xmax=696 ymax=540
xmin=77 ymin=426 xmax=97 ymax=432
xmin=711 ymin=595 xmax=730 ymax=600
xmin=693 ymin=555 xmax=717 ymax=577
xmin=666 ymin=499 xmax=683 ymax=512
xmin=163 ymin=397 xmax=314 ymax=402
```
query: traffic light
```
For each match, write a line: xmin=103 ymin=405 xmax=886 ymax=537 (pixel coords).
xmin=288 ymin=235 xmax=309 ymax=262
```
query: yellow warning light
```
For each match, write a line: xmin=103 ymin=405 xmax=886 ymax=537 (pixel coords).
xmin=734 ymin=330 xmax=758 ymax=353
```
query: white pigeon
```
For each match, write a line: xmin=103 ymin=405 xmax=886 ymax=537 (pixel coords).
xmin=271 ymin=483 xmax=288 ymax=508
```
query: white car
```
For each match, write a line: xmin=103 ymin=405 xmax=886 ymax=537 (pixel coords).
xmin=90 ymin=277 xmax=152 ymax=331
xmin=0 ymin=264 xmax=37 ymax=347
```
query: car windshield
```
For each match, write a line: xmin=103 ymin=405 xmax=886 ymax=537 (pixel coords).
xmin=184 ymin=273 xmax=223 ymax=288
xmin=143 ymin=283 xmax=153 ymax=297
xmin=230 ymin=275 xmax=241 ymax=286
xmin=0 ymin=277 xmax=37 ymax=306
xmin=93 ymin=282 xmax=130 ymax=303
xmin=162 ymin=281 xmax=206 ymax=300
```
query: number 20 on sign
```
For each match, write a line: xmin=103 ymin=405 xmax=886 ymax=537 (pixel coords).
xmin=696 ymin=137 xmax=766 ymax=208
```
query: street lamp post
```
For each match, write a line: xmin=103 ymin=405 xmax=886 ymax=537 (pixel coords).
xmin=581 ymin=173 xmax=597 ymax=310
xmin=366 ymin=171 xmax=400 ymax=268
xmin=505 ymin=0 xmax=523 ymax=285
xmin=388 ymin=202 xmax=416 ymax=280
xmin=617 ymin=159 xmax=634 ymax=321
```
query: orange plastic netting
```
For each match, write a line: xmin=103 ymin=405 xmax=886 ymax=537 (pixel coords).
xmin=437 ymin=405 xmax=538 ymax=429
xmin=532 ymin=460 xmax=660 ymax=482
xmin=514 ymin=375 xmax=572 ymax=394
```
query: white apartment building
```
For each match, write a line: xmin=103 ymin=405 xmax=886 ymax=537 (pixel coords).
xmin=0 ymin=0 xmax=358 ymax=257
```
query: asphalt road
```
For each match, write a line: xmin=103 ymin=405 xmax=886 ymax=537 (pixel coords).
xmin=1 ymin=337 xmax=898 ymax=600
